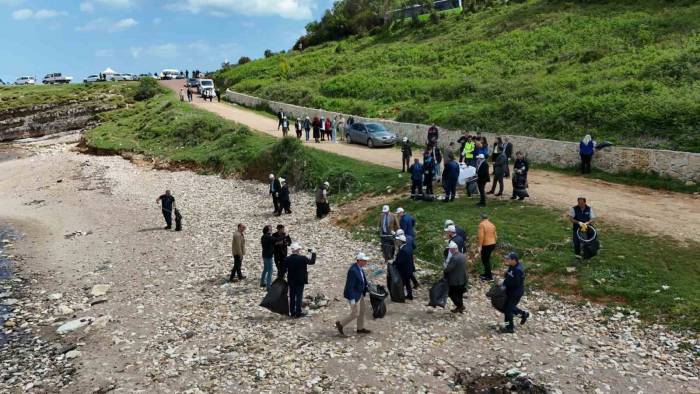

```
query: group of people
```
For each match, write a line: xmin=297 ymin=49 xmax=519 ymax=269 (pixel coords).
xmin=277 ymin=110 xmax=353 ymax=144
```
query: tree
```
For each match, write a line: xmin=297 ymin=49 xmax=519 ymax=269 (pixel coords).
xmin=264 ymin=49 xmax=274 ymax=58
xmin=237 ymin=56 xmax=252 ymax=65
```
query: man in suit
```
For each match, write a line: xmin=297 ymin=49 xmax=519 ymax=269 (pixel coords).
xmin=443 ymin=157 xmax=460 ymax=202
xmin=278 ymin=178 xmax=292 ymax=214
xmin=396 ymin=207 xmax=416 ymax=238
xmin=475 ymin=154 xmax=490 ymax=206
xmin=336 ymin=252 xmax=371 ymax=336
xmin=503 ymin=137 xmax=514 ymax=178
xmin=279 ymin=243 xmax=317 ymax=318
xmin=394 ymin=234 xmax=415 ymax=300
xmin=277 ymin=110 xmax=285 ymax=130
xmin=269 ymin=174 xmax=282 ymax=216
xmin=444 ymin=220 xmax=468 ymax=245
xmin=272 ymin=225 xmax=292 ymax=272
xmin=378 ymin=205 xmax=399 ymax=263
xmin=500 ymin=252 xmax=529 ymax=333
xmin=444 ymin=241 xmax=467 ymax=313
xmin=444 ymin=225 xmax=465 ymax=255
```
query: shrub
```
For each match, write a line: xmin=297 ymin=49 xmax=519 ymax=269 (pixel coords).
xmin=133 ymin=77 xmax=160 ymax=101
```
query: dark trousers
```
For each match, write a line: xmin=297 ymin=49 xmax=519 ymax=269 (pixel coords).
xmin=504 ymin=292 xmax=525 ymax=328
xmin=278 ymin=119 xmax=283 ymax=130
xmin=410 ymin=273 xmax=419 ymax=287
xmin=230 ymin=255 xmax=244 ymax=281
xmin=271 ymin=195 xmax=280 ymax=214
xmin=380 ymin=237 xmax=395 ymax=262
xmin=316 ymin=202 xmax=330 ymax=218
xmin=423 ymin=173 xmax=433 ymax=195
xmin=448 ymin=285 xmax=466 ymax=309
xmin=402 ymin=155 xmax=411 ymax=172
xmin=572 ymin=227 xmax=594 ymax=256
xmin=477 ymin=181 xmax=487 ymax=205
xmin=280 ymin=199 xmax=291 ymax=214
xmin=274 ymin=253 xmax=285 ymax=272
xmin=400 ymin=272 xmax=413 ymax=299
xmin=289 ymin=283 xmax=305 ymax=317
xmin=481 ymin=244 xmax=496 ymax=279
xmin=489 ymin=174 xmax=504 ymax=194
xmin=411 ymin=179 xmax=422 ymax=196
xmin=162 ymin=209 xmax=172 ymax=228
xmin=444 ymin=180 xmax=457 ymax=201
xmin=305 ymin=129 xmax=310 ymax=141
xmin=504 ymin=162 xmax=510 ymax=178
xmin=580 ymin=154 xmax=592 ymax=174
xmin=296 ymin=129 xmax=302 ymax=139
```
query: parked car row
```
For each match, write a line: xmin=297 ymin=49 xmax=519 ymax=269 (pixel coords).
xmin=184 ymin=78 xmax=216 ymax=96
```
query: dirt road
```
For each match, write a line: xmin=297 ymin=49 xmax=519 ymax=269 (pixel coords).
xmin=164 ymin=80 xmax=700 ymax=243
xmin=0 ymin=141 xmax=697 ymax=393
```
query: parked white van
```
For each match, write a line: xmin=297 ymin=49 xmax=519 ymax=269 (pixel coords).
xmin=161 ymin=69 xmax=179 ymax=80
xmin=15 ymin=76 xmax=36 ymax=85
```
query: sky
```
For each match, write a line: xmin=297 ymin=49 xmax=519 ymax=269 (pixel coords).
xmin=0 ymin=0 xmax=333 ymax=83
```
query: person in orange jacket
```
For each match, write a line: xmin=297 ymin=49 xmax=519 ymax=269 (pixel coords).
xmin=477 ymin=213 xmax=497 ymax=281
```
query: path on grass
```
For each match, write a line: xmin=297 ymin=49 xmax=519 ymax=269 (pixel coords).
xmin=163 ymin=80 xmax=700 ymax=243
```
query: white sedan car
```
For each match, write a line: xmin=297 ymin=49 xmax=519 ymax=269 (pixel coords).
xmin=84 ymin=75 xmax=101 ymax=83
xmin=15 ymin=76 xmax=36 ymax=85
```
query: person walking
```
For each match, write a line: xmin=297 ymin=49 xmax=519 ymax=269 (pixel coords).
xmin=444 ymin=219 xmax=468 ymax=246
xmin=281 ymin=116 xmax=290 ymax=137
xmin=315 ymin=181 xmax=331 ymax=219
xmin=444 ymin=225 xmax=465 ymax=255
xmin=503 ymin=137 xmax=514 ymax=178
xmin=303 ymin=116 xmax=311 ymax=141
xmin=230 ymin=223 xmax=247 ymax=282
xmin=500 ymin=252 xmax=529 ymax=333
xmin=319 ymin=115 xmax=326 ymax=141
xmin=443 ymin=155 xmax=460 ymax=202
xmin=423 ymin=149 xmax=435 ymax=196
xmin=408 ymin=158 xmax=423 ymax=198
xmin=475 ymin=154 xmax=490 ymax=206
xmin=186 ymin=89 xmax=193 ymax=102
xmin=401 ymin=137 xmax=412 ymax=172
xmin=338 ymin=115 xmax=346 ymax=141
xmin=279 ymin=243 xmax=317 ymax=318
xmin=295 ymin=117 xmax=302 ymax=139
xmin=394 ymin=234 xmax=414 ymax=300
xmin=179 ymin=88 xmax=185 ymax=101
xmin=312 ymin=116 xmax=321 ymax=143
xmin=156 ymin=190 xmax=177 ymax=229
xmin=427 ymin=123 xmax=439 ymax=145
xmin=331 ymin=116 xmax=338 ymax=143
xmin=492 ymin=137 xmax=504 ymax=163
xmin=215 ymin=89 xmax=221 ymax=102
xmin=579 ymin=134 xmax=595 ymax=174
xmin=260 ymin=225 xmax=275 ymax=288
xmin=488 ymin=151 xmax=507 ymax=196
xmin=336 ymin=252 xmax=371 ymax=336
xmin=462 ymin=136 xmax=475 ymax=166
xmin=396 ymin=207 xmax=415 ymax=238
xmin=444 ymin=241 xmax=467 ymax=313
xmin=277 ymin=110 xmax=285 ymax=131
xmin=477 ymin=213 xmax=497 ymax=281
xmin=511 ymin=151 xmax=529 ymax=200
xmin=269 ymin=174 xmax=282 ymax=216
xmin=430 ymin=143 xmax=442 ymax=183
xmin=567 ymin=197 xmax=597 ymax=259
xmin=278 ymin=178 xmax=292 ymax=214
xmin=379 ymin=205 xmax=399 ymax=263
xmin=272 ymin=225 xmax=292 ymax=272
xmin=324 ymin=117 xmax=332 ymax=141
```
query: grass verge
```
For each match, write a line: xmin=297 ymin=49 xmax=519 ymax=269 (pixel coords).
xmin=350 ymin=195 xmax=699 ymax=331
xmin=0 ymin=83 xmax=133 ymax=111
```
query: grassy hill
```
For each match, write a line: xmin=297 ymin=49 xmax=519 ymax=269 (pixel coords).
xmin=214 ymin=0 xmax=700 ymax=152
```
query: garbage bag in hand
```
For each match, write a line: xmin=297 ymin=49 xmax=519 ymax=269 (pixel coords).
xmin=458 ymin=164 xmax=476 ymax=186
xmin=485 ymin=283 xmax=507 ymax=312
xmin=428 ymin=278 xmax=449 ymax=308
xmin=260 ymin=277 xmax=289 ymax=315
xmin=386 ymin=263 xmax=405 ymax=303
xmin=368 ymin=283 xmax=388 ymax=319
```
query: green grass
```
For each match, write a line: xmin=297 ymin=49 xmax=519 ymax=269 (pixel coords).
xmin=0 ymin=83 xmax=133 ymax=111
xmin=352 ymin=197 xmax=700 ymax=331
xmin=84 ymin=89 xmax=405 ymax=203
xmin=214 ymin=0 xmax=700 ymax=152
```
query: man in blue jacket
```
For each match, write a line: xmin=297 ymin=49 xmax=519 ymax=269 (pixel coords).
xmin=336 ymin=252 xmax=371 ymax=336
xmin=443 ymin=157 xmax=460 ymax=202
xmin=396 ymin=207 xmax=416 ymax=238
xmin=393 ymin=234 xmax=415 ymax=300
xmin=279 ymin=243 xmax=317 ymax=318
xmin=408 ymin=158 xmax=423 ymax=198
xmin=500 ymin=252 xmax=530 ymax=333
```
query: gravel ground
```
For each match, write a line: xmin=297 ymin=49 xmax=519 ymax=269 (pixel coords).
xmin=0 ymin=142 xmax=698 ymax=393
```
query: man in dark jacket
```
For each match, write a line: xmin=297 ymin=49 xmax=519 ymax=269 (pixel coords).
xmin=423 ymin=150 xmax=435 ymax=196
xmin=272 ymin=225 xmax=292 ymax=271
xmin=567 ymin=197 xmax=597 ymax=259
xmin=401 ymin=137 xmax=412 ymax=172
xmin=503 ymin=137 xmax=513 ymax=178
xmin=443 ymin=158 xmax=460 ymax=202
xmin=475 ymin=154 xmax=490 ymax=206
xmin=279 ymin=243 xmax=317 ymax=318
xmin=393 ymin=234 xmax=415 ymax=300
xmin=260 ymin=225 xmax=275 ymax=288
xmin=443 ymin=225 xmax=465 ymax=255
xmin=408 ymin=158 xmax=423 ymax=198
xmin=277 ymin=110 xmax=285 ymax=130
xmin=269 ymin=174 xmax=282 ymax=216
xmin=500 ymin=252 xmax=529 ymax=333
xmin=336 ymin=252 xmax=371 ymax=336
xmin=444 ymin=241 xmax=467 ymax=313
xmin=396 ymin=207 xmax=415 ymax=238
xmin=444 ymin=219 xmax=468 ymax=245
xmin=156 ymin=190 xmax=176 ymax=229
xmin=315 ymin=181 xmax=330 ymax=219
xmin=278 ymin=178 xmax=292 ymax=214
xmin=488 ymin=151 xmax=507 ymax=196
xmin=511 ymin=151 xmax=529 ymax=200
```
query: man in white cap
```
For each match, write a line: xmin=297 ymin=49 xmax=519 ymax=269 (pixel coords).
xmin=444 ymin=219 xmax=468 ymax=244
xmin=278 ymin=178 xmax=292 ymax=215
xmin=269 ymin=174 xmax=282 ymax=215
xmin=336 ymin=252 xmax=371 ymax=336
xmin=393 ymin=233 xmax=415 ymax=300
xmin=378 ymin=205 xmax=399 ymax=263
xmin=401 ymin=137 xmax=412 ymax=172
xmin=444 ymin=241 xmax=467 ymax=313
xmin=315 ymin=181 xmax=331 ymax=219
xmin=279 ymin=242 xmax=316 ymax=318
xmin=444 ymin=224 xmax=465 ymax=255
xmin=396 ymin=207 xmax=416 ymax=238
xmin=475 ymin=153 xmax=490 ymax=207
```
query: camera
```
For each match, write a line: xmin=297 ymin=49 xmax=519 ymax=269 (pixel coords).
xmin=307 ymin=248 xmax=313 ymax=253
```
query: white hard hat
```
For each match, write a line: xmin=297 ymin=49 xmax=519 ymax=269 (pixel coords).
xmin=356 ymin=252 xmax=369 ymax=261
xmin=395 ymin=234 xmax=406 ymax=243
xmin=279 ymin=178 xmax=286 ymax=184
xmin=476 ymin=154 xmax=485 ymax=159
xmin=269 ymin=174 xmax=274 ymax=179
xmin=396 ymin=229 xmax=405 ymax=236
xmin=323 ymin=181 xmax=330 ymax=187
xmin=396 ymin=207 xmax=404 ymax=214
xmin=444 ymin=225 xmax=456 ymax=233
xmin=448 ymin=241 xmax=459 ymax=249
xmin=444 ymin=219 xmax=454 ymax=227
xmin=402 ymin=137 xmax=408 ymax=142
xmin=290 ymin=242 xmax=302 ymax=251
xmin=382 ymin=205 xmax=390 ymax=213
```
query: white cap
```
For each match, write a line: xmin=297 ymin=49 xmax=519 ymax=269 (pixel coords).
xmin=448 ymin=241 xmax=459 ymax=249
xmin=279 ymin=178 xmax=286 ymax=184
xmin=269 ymin=174 xmax=274 ymax=179
xmin=402 ymin=137 xmax=408 ymax=142
xmin=323 ymin=181 xmax=330 ymax=187
xmin=444 ymin=219 xmax=454 ymax=227
xmin=395 ymin=234 xmax=406 ymax=243
xmin=476 ymin=154 xmax=485 ymax=159
xmin=382 ymin=205 xmax=390 ymax=213
xmin=444 ymin=225 xmax=456 ymax=233
xmin=290 ymin=242 xmax=302 ymax=251
xmin=396 ymin=207 xmax=404 ymax=214
xmin=396 ymin=229 xmax=405 ymax=236
xmin=356 ymin=252 xmax=369 ymax=261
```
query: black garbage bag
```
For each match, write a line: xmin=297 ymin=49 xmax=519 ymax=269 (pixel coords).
xmin=368 ymin=283 xmax=388 ymax=319
xmin=486 ymin=283 xmax=507 ymax=312
xmin=595 ymin=141 xmax=613 ymax=150
xmin=578 ymin=226 xmax=600 ymax=260
xmin=260 ymin=278 xmax=289 ymax=315
xmin=174 ymin=209 xmax=183 ymax=231
xmin=467 ymin=181 xmax=477 ymax=195
xmin=386 ymin=263 xmax=405 ymax=303
xmin=428 ymin=278 xmax=449 ymax=308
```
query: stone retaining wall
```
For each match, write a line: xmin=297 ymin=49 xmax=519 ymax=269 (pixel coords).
xmin=225 ymin=89 xmax=700 ymax=182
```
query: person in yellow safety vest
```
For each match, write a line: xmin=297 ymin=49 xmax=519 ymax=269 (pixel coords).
xmin=463 ymin=139 xmax=475 ymax=167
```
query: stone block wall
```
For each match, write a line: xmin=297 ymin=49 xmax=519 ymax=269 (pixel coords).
xmin=225 ymin=89 xmax=700 ymax=182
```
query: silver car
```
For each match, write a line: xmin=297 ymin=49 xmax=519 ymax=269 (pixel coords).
xmin=345 ymin=122 xmax=397 ymax=148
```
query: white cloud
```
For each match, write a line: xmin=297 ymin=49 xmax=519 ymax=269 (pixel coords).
xmin=171 ymin=0 xmax=314 ymax=20
xmin=95 ymin=0 xmax=134 ymax=8
xmin=130 ymin=44 xmax=178 ymax=59
xmin=80 ymin=2 xmax=95 ymax=12
xmin=77 ymin=17 xmax=138 ymax=32
xmin=12 ymin=8 xmax=67 ymax=20
xmin=95 ymin=49 xmax=115 ymax=57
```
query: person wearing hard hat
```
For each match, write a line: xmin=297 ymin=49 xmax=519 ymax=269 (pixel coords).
xmin=444 ymin=219 xmax=468 ymax=245
xmin=394 ymin=233 xmax=415 ymax=300
xmin=378 ymin=205 xmax=399 ymax=263
xmin=500 ymin=252 xmax=529 ymax=333
xmin=278 ymin=178 xmax=292 ymax=214
xmin=315 ymin=181 xmax=331 ymax=219
xmin=279 ymin=242 xmax=317 ymax=318
xmin=475 ymin=153 xmax=490 ymax=207
xmin=268 ymin=174 xmax=282 ymax=216
xmin=396 ymin=207 xmax=416 ymax=238
xmin=401 ymin=137 xmax=412 ymax=172
xmin=444 ymin=224 xmax=465 ymax=255
xmin=444 ymin=241 xmax=467 ymax=313
xmin=567 ymin=196 xmax=596 ymax=259
xmin=336 ymin=252 xmax=372 ymax=336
